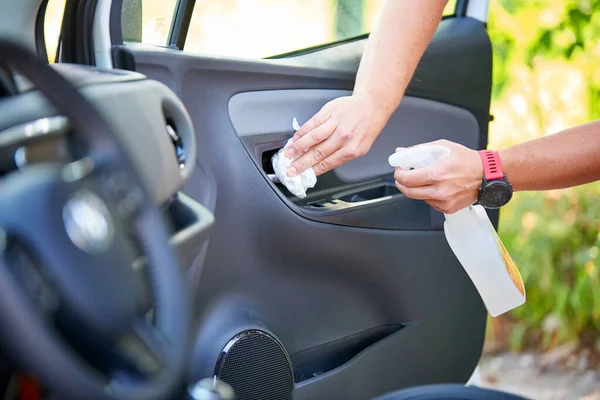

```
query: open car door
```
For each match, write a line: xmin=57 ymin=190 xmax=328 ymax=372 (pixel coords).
xmin=105 ymin=1 xmax=494 ymax=398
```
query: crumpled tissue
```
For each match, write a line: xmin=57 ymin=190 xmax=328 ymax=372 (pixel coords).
xmin=271 ymin=117 xmax=317 ymax=198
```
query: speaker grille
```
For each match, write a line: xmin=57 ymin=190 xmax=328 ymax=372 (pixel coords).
xmin=215 ymin=330 xmax=293 ymax=400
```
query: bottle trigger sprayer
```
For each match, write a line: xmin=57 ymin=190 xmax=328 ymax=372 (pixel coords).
xmin=388 ymin=145 xmax=525 ymax=317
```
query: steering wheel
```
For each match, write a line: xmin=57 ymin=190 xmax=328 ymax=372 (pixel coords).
xmin=0 ymin=41 xmax=191 ymax=399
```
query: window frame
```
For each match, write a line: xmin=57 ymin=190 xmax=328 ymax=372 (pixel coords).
xmin=111 ymin=0 xmax=192 ymax=49
xmin=168 ymin=0 xmax=196 ymax=50
xmin=36 ymin=0 xmax=51 ymax=62
xmin=39 ymin=0 xmax=99 ymax=65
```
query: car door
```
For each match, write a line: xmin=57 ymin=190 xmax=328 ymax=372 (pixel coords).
xmin=104 ymin=1 xmax=494 ymax=399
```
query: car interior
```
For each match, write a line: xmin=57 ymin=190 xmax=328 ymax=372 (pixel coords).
xmin=0 ymin=0 xmax=499 ymax=399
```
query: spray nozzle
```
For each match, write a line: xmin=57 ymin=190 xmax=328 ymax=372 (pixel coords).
xmin=388 ymin=144 xmax=452 ymax=171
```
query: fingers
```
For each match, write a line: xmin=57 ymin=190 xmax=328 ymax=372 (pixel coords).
xmin=393 ymin=141 xmax=479 ymax=214
xmin=395 ymin=181 xmax=438 ymax=201
xmin=286 ymin=107 xmax=331 ymax=152
xmin=426 ymin=200 xmax=446 ymax=212
xmin=288 ymin=133 xmax=342 ymax=177
xmin=425 ymin=200 xmax=456 ymax=214
xmin=394 ymin=166 xmax=440 ymax=187
xmin=293 ymin=108 xmax=330 ymax=141
xmin=426 ymin=199 xmax=463 ymax=214
xmin=285 ymin=116 xmax=336 ymax=158
xmin=395 ymin=182 xmax=457 ymax=213
xmin=309 ymin=147 xmax=356 ymax=176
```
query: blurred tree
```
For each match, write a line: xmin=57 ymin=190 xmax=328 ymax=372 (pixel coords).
xmin=333 ymin=0 xmax=364 ymax=40
xmin=487 ymin=0 xmax=600 ymax=355
xmin=122 ymin=0 xmax=142 ymax=42
xmin=525 ymin=0 xmax=600 ymax=119
xmin=489 ymin=0 xmax=600 ymax=118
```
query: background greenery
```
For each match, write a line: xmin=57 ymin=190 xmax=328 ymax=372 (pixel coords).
xmin=487 ymin=0 xmax=600 ymax=356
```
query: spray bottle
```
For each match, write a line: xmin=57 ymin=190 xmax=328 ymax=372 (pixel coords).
xmin=388 ymin=145 xmax=526 ymax=317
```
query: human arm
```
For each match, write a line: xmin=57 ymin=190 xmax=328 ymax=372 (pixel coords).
xmin=285 ymin=0 xmax=449 ymax=178
xmin=394 ymin=120 xmax=600 ymax=213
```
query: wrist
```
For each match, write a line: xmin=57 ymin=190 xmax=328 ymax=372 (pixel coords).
xmin=470 ymin=151 xmax=485 ymax=189
xmin=477 ymin=149 xmax=513 ymax=208
xmin=497 ymin=148 xmax=515 ymax=190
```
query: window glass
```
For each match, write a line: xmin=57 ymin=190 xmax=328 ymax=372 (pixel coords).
xmin=44 ymin=0 xmax=67 ymax=63
xmin=121 ymin=0 xmax=179 ymax=46
xmin=121 ymin=0 xmax=457 ymax=58
xmin=184 ymin=0 xmax=457 ymax=59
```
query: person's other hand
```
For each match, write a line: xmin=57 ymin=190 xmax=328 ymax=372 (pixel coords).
xmin=394 ymin=140 xmax=484 ymax=214
xmin=285 ymin=94 xmax=389 ymax=177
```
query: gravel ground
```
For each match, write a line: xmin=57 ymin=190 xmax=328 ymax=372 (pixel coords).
xmin=479 ymin=353 xmax=600 ymax=400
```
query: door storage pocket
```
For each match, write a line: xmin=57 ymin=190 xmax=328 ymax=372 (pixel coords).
xmin=289 ymin=324 xmax=404 ymax=383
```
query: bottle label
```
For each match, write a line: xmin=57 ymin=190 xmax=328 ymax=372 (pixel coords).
xmin=494 ymin=229 xmax=525 ymax=296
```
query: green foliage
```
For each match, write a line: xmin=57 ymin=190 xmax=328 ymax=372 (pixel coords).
xmin=498 ymin=185 xmax=600 ymax=349
xmin=331 ymin=0 xmax=365 ymax=40
xmin=488 ymin=27 xmax=515 ymax=101
xmin=121 ymin=0 xmax=142 ymax=43
xmin=488 ymin=1 xmax=600 ymax=350
xmin=489 ymin=0 xmax=600 ymax=113
xmin=526 ymin=1 xmax=598 ymax=65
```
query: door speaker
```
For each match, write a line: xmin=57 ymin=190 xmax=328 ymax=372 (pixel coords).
xmin=215 ymin=330 xmax=293 ymax=400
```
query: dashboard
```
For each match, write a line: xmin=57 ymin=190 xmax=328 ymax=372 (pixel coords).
xmin=0 ymin=64 xmax=212 ymax=397
xmin=0 ymin=64 xmax=196 ymax=204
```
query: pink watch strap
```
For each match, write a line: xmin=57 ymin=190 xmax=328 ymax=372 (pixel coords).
xmin=479 ymin=150 xmax=504 ymax=181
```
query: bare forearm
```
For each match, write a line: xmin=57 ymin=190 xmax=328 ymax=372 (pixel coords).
xmin=353 ymin=0 xmax=448 ymax=120
xmin=500 ymin=120 xmax=600 ymax=191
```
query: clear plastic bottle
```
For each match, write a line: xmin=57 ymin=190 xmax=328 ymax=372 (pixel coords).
xmin=389 ymin=145 xmax=525 ymax=317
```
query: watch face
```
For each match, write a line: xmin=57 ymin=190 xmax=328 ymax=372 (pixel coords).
xmin=479 ymin=180 xmax=513 ymax=208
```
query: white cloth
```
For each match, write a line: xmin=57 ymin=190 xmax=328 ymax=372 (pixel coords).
xmin=271 ymin=118 xmax=317 ymax=198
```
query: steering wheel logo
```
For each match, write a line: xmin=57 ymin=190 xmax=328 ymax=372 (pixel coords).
xmin=63 ymin=189 xmax=115 ymax=253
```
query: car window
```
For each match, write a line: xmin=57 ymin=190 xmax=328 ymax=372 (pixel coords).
xmin=122 ymin=0 xmax=179 ymax=45
xmin=44 ymin=0 xmax=67 ymax=63
xmin=122 ymin=0 xmax=457 ymax=58
xmin=185 ymin=0 xmax=456 ymax=58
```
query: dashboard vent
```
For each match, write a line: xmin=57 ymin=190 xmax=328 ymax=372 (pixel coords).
xmin=165 ymin=119 xmax=185 ymax=170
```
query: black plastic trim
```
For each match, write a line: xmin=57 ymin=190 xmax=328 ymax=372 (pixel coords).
xmin=110 ymin=0 xmax=124 ymax=46
xmin=81 ymin=0 xmax=98 ymax=65
xmin=290 ymin=324 xmax=404 ymax=383
xmin=168 ymin=0 xmax=196 ymax=50
xmin=111 ymin=45 xmax=137 ymax=71
xmin=456 ymin=0 xmax=469 ymax=17
xmin=266 ymin=33 xmax=370 ymax=60
xmin=144 ymin=192 xmax=214 ymax=270
xmin=60 ymin=0 xmax=97 ymax=65
xmin=266 ymin=14 xmax=456 ymax=60
xmin=59 ymin=0 xmax=76 ymax=62
xmin=0 ymin=68 xmax=17 ymax=98
xmin=35 ymin=0 xmax=50 ymax=62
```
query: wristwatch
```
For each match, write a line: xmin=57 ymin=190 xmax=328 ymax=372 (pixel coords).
xmin=478 ymin=150 xmax=513 ymax=208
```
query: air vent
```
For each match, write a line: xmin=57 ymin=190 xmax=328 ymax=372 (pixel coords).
xmin=165 ymin=119 xmax=185 ymax=170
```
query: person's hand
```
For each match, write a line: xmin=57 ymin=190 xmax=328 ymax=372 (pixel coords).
xmin=285 ymin=94 xmax=389 ymax=177
xmin=394 ymin=140 xmax=484 ymax=214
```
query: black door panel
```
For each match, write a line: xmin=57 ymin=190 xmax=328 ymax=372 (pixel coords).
xmin=124 ymin=15 xmax=492 ymax=400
